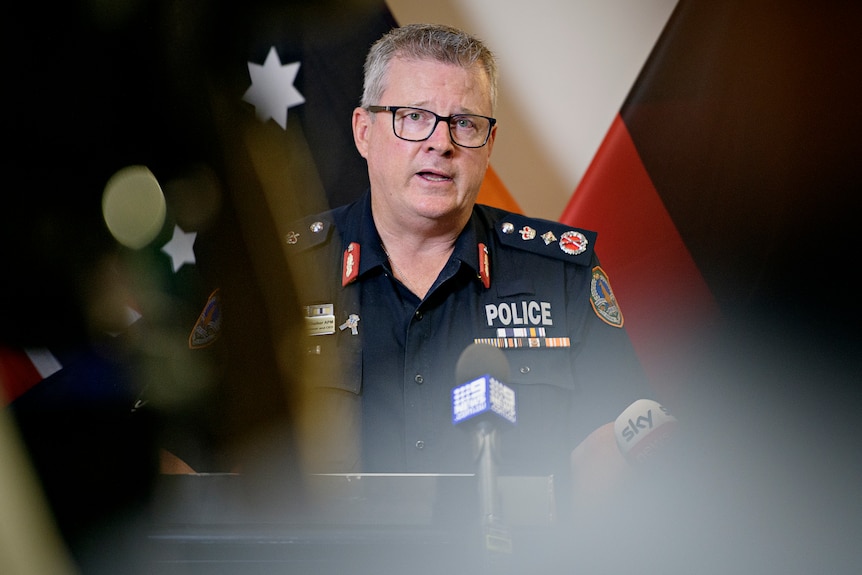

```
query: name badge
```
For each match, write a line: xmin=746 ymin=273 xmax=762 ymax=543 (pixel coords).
xmin=305 ymin=304 xmax=336 ymax=336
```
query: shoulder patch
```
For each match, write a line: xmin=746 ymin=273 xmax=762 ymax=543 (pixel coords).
xmin=284 ymin=215 xmax=334 ymax=251
xmin=189 ymin=288 xmax=223 ymax=348
xmin=590 ymin=266 xmax=624 ymax=327
xmin=495 ymin=214 xmax=596 ymax=265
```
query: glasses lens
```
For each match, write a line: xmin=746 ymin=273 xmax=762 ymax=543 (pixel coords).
xmin=393 ymin=108 xmax=436 ymax=140
xmin=392 ymin=108 xmax=490 ymax=147
xmin=449 ymin=115 xmax=491 ymax=147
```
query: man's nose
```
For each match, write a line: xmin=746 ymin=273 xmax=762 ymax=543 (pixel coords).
xmin=426 ymin=118 xmax=454 ymax=149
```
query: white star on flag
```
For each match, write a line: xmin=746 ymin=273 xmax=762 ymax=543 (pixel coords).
xmin=242 ymin=46 xmax=306 ymax=129
xmin=161 ymin=225 xmax=197 ymax=272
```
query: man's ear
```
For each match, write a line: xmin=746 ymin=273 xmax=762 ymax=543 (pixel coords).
xmin=486 ymin=124 xmax=498 ymax=154
xmin=352 ymin=107 xmax=371 ymax=159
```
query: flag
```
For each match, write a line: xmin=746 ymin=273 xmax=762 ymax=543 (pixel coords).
xmin=560 ymin=0 xmax=862 ymax=398
xmin=478 ymin=165 xmax=522 ymax=214
xmin=558 ymin=6 xmax=862 ymax=571
xmin=0 ymin=347 xmax=62 ymax=406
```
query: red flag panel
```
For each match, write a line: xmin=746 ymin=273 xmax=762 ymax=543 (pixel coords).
xmin=561 ymin=114 xmax=719 ymax=395
xmin=0 ymin=347 xmax=47 ymax=405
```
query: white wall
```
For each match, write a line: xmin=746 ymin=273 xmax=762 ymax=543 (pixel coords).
xmin=386 ymin=0 xmax=678 ymax=220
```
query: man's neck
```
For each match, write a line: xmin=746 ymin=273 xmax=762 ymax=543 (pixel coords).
xmin=375 ymin=217 xmax=465 ymax=300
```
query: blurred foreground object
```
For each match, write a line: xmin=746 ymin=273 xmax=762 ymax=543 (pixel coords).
xmin=0 ymin=406 xmax=78 ymax=575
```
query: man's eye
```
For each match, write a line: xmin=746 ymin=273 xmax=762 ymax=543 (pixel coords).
xmin=455 ymin=117 xmax=475 ymax=129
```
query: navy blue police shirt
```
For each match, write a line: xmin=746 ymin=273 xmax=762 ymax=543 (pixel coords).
xmin=286 ymin=190 xmax=650 ymax=483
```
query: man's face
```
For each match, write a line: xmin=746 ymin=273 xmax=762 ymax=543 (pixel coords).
xmin=353 ymin=56 xmax=496 ymax=229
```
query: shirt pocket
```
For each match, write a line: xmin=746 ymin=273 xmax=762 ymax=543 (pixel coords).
xmin=494 ymin=347 xmax=578 ymax=474
xmin=302 ymin=333 xmax=362 ymax=395
xmin=504 ymin=347 xmax=576 ymax=392
xmin=298 ymin=333 xmax=363 ymax=473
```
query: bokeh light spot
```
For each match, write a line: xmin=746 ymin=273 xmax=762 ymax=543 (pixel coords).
xmin=102 ymin=165 xmax=167 ymax=249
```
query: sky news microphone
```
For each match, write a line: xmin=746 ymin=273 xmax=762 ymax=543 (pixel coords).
xmin=614 ymin=399 xmax=678 ymax=465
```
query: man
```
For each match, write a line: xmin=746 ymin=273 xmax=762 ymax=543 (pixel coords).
xmin=286 ymin=23 xmax=650 ymax=514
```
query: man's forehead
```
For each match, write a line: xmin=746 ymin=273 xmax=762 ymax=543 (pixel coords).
xmin=382 ymin=56 xmax=493 ymax=108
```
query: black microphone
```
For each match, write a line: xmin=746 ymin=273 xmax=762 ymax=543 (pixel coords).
xmin=452 ymin=343 xmax=516 ymax=558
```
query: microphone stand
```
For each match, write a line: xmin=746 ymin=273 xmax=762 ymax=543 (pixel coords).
xmin=476 ymin=420 xmax=512 ymax=572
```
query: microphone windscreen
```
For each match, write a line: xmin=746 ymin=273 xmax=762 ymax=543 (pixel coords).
xmin=455 ymin=343 xmax=510 ymax=384
xmin=614 ymin=399 xmax=678 ymax=463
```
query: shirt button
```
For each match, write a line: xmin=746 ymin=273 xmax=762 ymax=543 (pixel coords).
xmin=519 ymin=366 xmax=531 ymax=374
xmin=414 ymin=310 xmax=423 ymax=321
xmin=414 ymin=374 xmax=424 ymax=385
xmin=415 ymin=440 xmax=425 ymax=450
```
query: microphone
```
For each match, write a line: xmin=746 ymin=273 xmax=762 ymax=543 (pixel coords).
xmin=614 ymin=399 xmax=678 ymax=465
xmin=451 ymin=343 xmax=516 ymax=558
xmin=452 ymin=343 xmax=516 ymax=426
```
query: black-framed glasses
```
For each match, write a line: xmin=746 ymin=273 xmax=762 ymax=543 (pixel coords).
xmin=367 ymin=105 xmax=496 ymax=148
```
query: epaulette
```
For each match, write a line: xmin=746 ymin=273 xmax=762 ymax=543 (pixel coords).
xmin=493 ymin=213 xmax=597 ymax=266
xmin=283 ymin=214 xmax=336 ymax=252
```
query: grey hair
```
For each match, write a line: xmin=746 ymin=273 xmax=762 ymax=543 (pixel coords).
xmin=360 ymin=23 xmax=498 ymax=114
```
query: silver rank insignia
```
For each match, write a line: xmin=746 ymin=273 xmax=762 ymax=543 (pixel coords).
xmin=339 ymin=313 xmax=361 ymax=335
xmin=590 ymin=266 xmax=624 ymax=327
xmin=305 ymin=304 xmax=336 ymax=336
xmin=559 ymin=230 xmax=588 ymax=255
xmin=541 ymin=231 xmax=557 ymax=245
xmin=519 ymin=226 xmax=536 ymax=240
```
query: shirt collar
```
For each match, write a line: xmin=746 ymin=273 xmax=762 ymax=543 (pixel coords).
xmin=342 ymin=190 xmax=491 ymax=288
xmin=340 ymin=191 xmax=388 ymax=278
xmin=452 ymin=211 xmax=487 ymax=276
